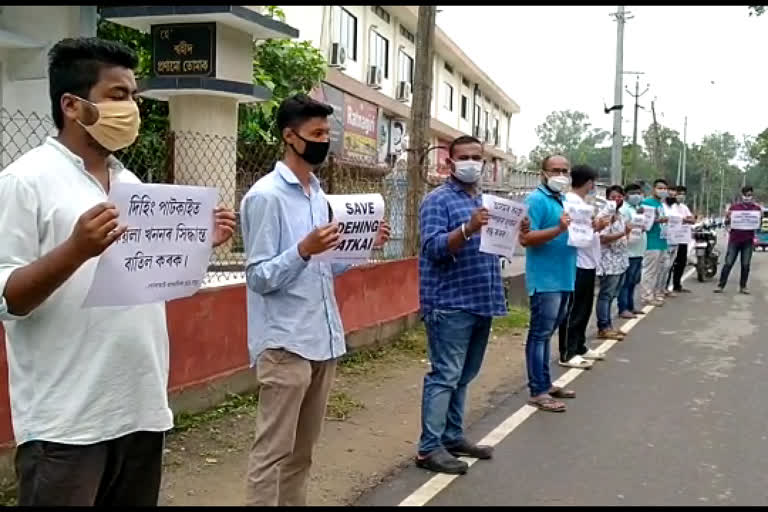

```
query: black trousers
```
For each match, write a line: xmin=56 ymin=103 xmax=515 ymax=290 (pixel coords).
xmin=15 ymin=430 xmax=165 ymax=506
xmin=558 ymin=267 xmax=596 ymax=362
xmin=666 ymin=243 xmax=689 ymax=291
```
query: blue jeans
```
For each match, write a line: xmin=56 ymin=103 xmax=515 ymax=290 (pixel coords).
xmin=597 ymin=273 xmax=626 ymax=330
xmin=718 ymin=240 xmax=754 ymax=289
xmin=526 ymin=292 xmax=570 ymax=397
xmin=418 ymin=309 xmax=492 ymax=455
xmin=618 ymin=257 xmax=643 ymax=314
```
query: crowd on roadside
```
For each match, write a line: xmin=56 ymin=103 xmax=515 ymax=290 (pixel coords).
xmin=1 ymin=36 xmax=764 ymax=506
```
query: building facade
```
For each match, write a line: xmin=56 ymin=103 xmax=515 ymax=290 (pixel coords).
xmin=281 ymin=4 xmax=521 ymax=190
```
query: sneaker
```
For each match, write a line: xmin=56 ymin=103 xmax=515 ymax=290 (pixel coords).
xmin=597 ymin=329 xmax=624 ymax=340
xmin=582 ymin=348 xmax=606 ymax=360
xmin=415 ymin=448 xmax=469 ymax=475
xmin=739 ymin=288 xmax=750 ymax=295
xmin=619 ymin=311 xmax=637 ymax=319
xmin=558 ymin=355 xmax=593 ymax=369
xmin=713 ymin=287 xmax=724 ymax=294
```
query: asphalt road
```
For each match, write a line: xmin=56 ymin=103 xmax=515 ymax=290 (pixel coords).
xmin=359 ymin=245 xmax=768 ymax=506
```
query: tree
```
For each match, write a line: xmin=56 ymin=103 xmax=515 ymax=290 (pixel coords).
xmin=528 ymin=110 xmax=611 ymax=170
xmin=749 ymin=5 xmax=765 ymax=16
xmin=641 ymin=123 xmax=682 ymax=179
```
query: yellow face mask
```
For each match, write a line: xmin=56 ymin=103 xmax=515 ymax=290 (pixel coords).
xmin=75 ymin=96 xmax=141 ymax=152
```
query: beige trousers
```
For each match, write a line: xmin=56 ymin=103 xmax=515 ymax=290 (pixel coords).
xmin=245 ymin=349 xmax=337 ymax=506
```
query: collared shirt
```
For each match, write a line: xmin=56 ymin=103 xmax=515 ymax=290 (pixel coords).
xmin=240 ymin=161 xmax=347 ymax=364
xmin=418 ymin=179 xmax=506 ymax=317
xmin=0 ymin=138 xmax=172 ymax=446
xmin=642 ymin=197 xmax=668 ymax=251
xmin=597 ymin=214 xmax=630 ymax=276
xmin=620 ymin=202 xmax=646 ymax=258
xmin=524 ymin=185 xmax=577 ymax=295
xmin=565 ymin=192 xmax=600 ymax=269
xmin=661 ymin=202 xmax=692 ymax=247
xmin=727 ymin=201 xmax=762 ymax=245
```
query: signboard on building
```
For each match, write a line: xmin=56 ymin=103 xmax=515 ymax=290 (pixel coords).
xmin=343 ymin=94 xmax=378 ymax=165
xmin=391 ymin=119 xmax=407 ymax=161
xmin=151 ymin=23 xmax=216 ymax=77
xmin=309 ymin=83 xmax=345 ymax=156
xmin=378 ymin=113 xmax=392 ymax=165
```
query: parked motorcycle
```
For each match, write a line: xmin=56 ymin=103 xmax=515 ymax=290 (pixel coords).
xmin=693 ymin=224 xmax=719 ymax=282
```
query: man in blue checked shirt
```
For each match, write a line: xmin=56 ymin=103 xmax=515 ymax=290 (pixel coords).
xmin=416 ymin=135 xmax=507 ymax=475
xmin=240 ymin=94 xmax=390 ymax=505
xmin=519 ymin=155 xmax=578 ymax=413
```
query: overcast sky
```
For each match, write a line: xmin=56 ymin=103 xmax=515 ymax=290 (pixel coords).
xmin=437 ymin=5 xmax=768 ymax=162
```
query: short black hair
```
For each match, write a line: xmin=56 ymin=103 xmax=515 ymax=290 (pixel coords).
xmin=570 ymin=164 xmax=598 ymax=188
xmin=48 ymin=37 xmax=138 ymax=130
xmin=653 ymin=178 xmax=669 ymax=187
xmin=742 ymin=185 xmax=754 ymax=195
xmin=676 ymin=185 xmax=687 ymax=193
xmin=276 ymin=94 xmax=333 ymax=134
xmin=625 ymin=182 xmax=642 ymax=194
xmin=606 ymin=184 xmax=625 ymax=198
xmin=449 ymin=135 xmax=482 ymax=158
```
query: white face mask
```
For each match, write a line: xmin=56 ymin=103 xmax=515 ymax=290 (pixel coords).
xmin=677 ymin=195 xmax=686 ymax=204
xmin=452 ymin=160 xmax=483 ymax=184
xmin=547 ymin=175 xmax=571 ymax=193
xmin=743 ymin=195 xmax=754 ymax=203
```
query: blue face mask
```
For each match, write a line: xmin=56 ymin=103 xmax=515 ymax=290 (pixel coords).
xmin=657 ymin=189 xmax=668 ymax=199
xmin=587 ymin=187 xmax=597 ymax=197
xmin=627 ymin=194 xmax=642 ymax=206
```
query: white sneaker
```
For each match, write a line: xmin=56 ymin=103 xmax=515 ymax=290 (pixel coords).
xmin=582 ymin=348 xmax=606 ymax=361
xmin=558 ymin=355 xmax=594 ymax=369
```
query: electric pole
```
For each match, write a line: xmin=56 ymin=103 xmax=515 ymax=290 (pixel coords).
xmin=681 ymin=116 xmax=687 ymax=185
xmin=650 ymin=99 xmax=663 ymax=176
xmin=676 ymin=150 xmax=682 ymax=184
xmin=609 ymin=6 xmax=632 ymax=184
xmin=404 ymin=5 xmax=436 ymax=257
xmin=719 ymin=166 xmax=726 ymax=217
xmin=624 ymin=73 xmax=648 ymax=182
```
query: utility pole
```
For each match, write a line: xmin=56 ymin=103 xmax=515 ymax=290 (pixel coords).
xmin=719 ymin=166 xmax=726 ymax=217
xmin=609 ymin=6 xmax=632 ymax=184
xmin=650 ymin=99 xmax=663 ymax=176
xmin=404 ymin=5 xmax=436 ymax=257
xmin=681 ymin=116 xmax=687 ymax=185
xmin=676 ymin=150 xmax=682 ymax=184
xmin=624 ymin=73 xmax=648 ymax=182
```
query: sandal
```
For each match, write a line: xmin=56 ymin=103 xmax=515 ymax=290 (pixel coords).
xmin=527 ymin=396 xmax=566 ymax=412
xmin=549 ymin=387 xmax=576 ymax=399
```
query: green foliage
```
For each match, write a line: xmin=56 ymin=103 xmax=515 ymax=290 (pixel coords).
xmin=528 ymin=110 xmax=611 ymax=175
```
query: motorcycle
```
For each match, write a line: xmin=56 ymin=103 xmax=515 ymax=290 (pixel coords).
xmin=693 ymin=224 xmax=719 ymax=282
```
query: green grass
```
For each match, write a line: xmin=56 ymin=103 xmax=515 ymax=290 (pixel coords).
xmin=173 ymin=392 xmax=260 ymax=434
xmin=325 ymin=391 xmax=365 ymax=421
xmin=338 ymin=325 xmax=428 ymax=376
xmin=491 ymin=306 xmax=530 ymax=335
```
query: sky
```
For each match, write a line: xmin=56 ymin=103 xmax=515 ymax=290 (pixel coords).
xmin=436 ymin=5 xmax=768 ymax=163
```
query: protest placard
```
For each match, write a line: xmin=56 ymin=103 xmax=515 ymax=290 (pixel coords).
xmin=317 ymin=193 xmax=385 ymax=263
xmin=642 ymin=208 xmax=656 ymax=231
xmin=565 ymin=202 xmax=595 ymax=248
xmin=83 ymin=183 xmax=217 ymax=308
xmin=665 ymin=215 xmax=688 ymax=244
xmin=629 ymin=213 xmax=645 ymax=242
xmin=730 ymin=210 xmax=761 ymax=230
xmin=479 ymin=194 xmax=527 ymax=259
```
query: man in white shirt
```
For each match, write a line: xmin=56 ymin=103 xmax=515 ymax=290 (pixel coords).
xmin=557 ymin=165 xmax=609 ymax=369
xmin=666 ymin=185 xmax=695 ymax=293
xmin=0 ymin=37 xmax=236 ymax=506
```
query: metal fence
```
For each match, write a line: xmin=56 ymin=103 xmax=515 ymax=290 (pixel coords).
xmin=1 ymin=108 xmax=538 ymax=285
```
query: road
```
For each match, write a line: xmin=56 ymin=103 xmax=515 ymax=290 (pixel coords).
xmin=358 ymin=247 xmax=768 ymax=506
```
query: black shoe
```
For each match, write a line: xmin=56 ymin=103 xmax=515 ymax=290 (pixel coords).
xmin=445 ymin=439 xmax=494 ymax=460
xmin=713 ymin=287 xmax=724 ymax=294
xmin=675 ymin=288 xmax=692 ymax=293
xmin=415 ymin=448 xmax=469 ymax=475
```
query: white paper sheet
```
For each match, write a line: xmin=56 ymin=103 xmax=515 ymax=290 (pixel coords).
xmin=83 ymin=183 xmax=217 ymax=308
xmin=565 ymin=202 xmax=595 ymax=248
xmin=479 ymin=194 xmax=528 ymax=259
xmin=316 ymin=193 xmax=385 ymax=263
xmin=730 ymin=210 xmax=761 ymax=231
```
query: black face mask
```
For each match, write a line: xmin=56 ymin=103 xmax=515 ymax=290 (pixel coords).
xmin=290 ymin=131 xmax=330 ymax=166
xmin=665 ymin=197 xmax=677 ymax=206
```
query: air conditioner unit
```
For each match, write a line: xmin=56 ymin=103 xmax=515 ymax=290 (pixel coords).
xmin=396 ymin=81 xmax=411 ymax=102
xmin=367 ymin=65 xmax=383 ymax=89
xmin=329 ymin=43 xmax=346 ymax=69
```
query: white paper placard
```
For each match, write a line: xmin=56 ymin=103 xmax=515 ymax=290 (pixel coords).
xmin=479 ymin=194 xmax=528 ymax=258
xmin=83 ymin=183 xmax=217 ymax=308
xmin=730 ymin=210 xmax=761 ymax=231
xmin=642 ymin=208 xmax=656 ymax=231
xmin=565 ymin=202 xmax=595 ymax=248
xmin=316 ymin=193 xmax=385 ymax=263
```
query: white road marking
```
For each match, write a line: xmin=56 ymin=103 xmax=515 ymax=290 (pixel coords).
xmin=397 ymin=266 xmax=697 ymax=506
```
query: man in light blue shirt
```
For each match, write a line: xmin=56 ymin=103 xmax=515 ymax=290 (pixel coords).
xmin=240 ymin=94 xmax=389 ymax=506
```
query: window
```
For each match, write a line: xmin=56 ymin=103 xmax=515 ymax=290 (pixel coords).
xmin=399 ymin=51 xmax=414 ymax=85
xmin=483 ymin=110 xmax=489 ymax=141
xmin=371 ymin=5 xmax=391 ymax=24
xmin=399 ymin=25 xmax=415 ymax=44
xmin=474 ymin=104 xmax=481 ymax=134
xmin=493 ymin=117 xmax=500 ymax=145
xmin=369 ymin=31 xmax=389 ymax=78
xmin=461 ymin=95 xmax=468 ymax=120
xmin=339 ymin=8 xmax=358 ymax=61
xmin=443 ymin=82 xmax=454 ymax=111
xmin=444 ymin=62 xmax=454 ymax=74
